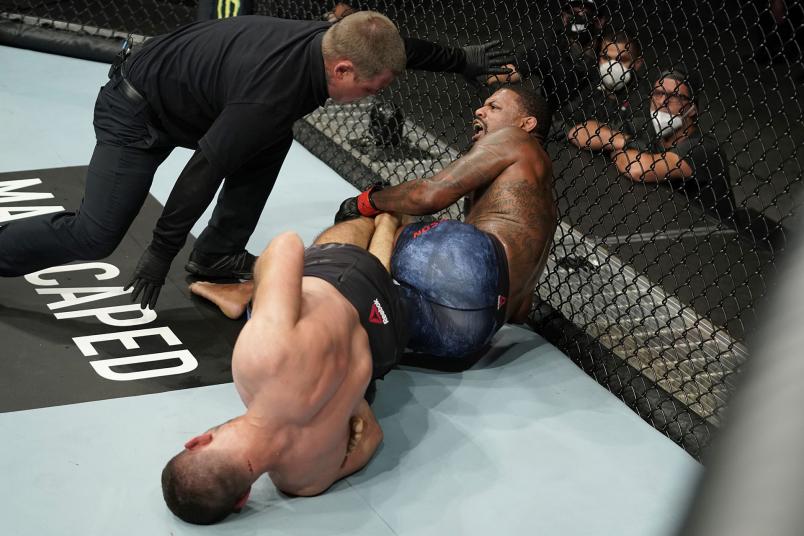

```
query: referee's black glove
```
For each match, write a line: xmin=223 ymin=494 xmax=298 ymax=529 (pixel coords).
xmin=125 ymin=245 xmax=173 ymax=310
xmin=461 ymin=40 xmax=514 ymax=80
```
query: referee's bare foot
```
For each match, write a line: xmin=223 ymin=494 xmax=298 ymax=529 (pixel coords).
xmin=190 ymin=280 xmax=254 ymax=319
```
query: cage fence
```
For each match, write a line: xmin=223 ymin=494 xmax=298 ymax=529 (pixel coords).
xmin=1 ymin=0 xmax=802 ymax=460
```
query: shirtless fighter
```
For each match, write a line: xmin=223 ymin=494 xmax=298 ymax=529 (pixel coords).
xmin=193 ymin=86 xmax=556 ymax=361
xmin=335 ymin=85 xmax=557 ymax=359
xmin=161 ymin=214 xmax=406 ymax=525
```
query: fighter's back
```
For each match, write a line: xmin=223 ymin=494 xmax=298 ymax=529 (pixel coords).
xmin=230 ymin=234 xmax=374 ymax=493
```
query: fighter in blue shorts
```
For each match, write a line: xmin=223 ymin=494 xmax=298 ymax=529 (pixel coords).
xmin=391 ymin=219 xmax=509 ymax=359
xmin=336 ymin=85 xmax=558 ymax=359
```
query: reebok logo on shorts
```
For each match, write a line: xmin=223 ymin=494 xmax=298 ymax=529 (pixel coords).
xmin=497 ymin=295 xmax=507 ymax=310
xmin=369 ymin=299 xmax=389 ymax=325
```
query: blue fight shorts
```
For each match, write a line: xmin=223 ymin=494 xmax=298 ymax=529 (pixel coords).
xmin=391 ymin=220 xmax=509 ymax=359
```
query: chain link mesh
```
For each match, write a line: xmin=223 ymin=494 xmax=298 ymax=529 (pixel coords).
xmin=0 ymin=0 xmax=194 ymax=37
xmin=2 ymin=0 xmax=801 ymax=459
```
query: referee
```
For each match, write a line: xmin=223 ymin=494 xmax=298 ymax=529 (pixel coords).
xmin=0 ymin=12 xmax=511 ymax=309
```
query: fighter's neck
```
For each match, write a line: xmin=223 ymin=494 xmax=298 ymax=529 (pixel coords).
xmin=237 ymin=411 xmax=298 ymax=474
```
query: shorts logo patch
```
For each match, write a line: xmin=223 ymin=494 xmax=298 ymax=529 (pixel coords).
xmin=497 ymin=295 xmax=507 ymax=310
xmin=412 ymin=220 xmax=443 ymax=239
xmin=369 ymin=299 xmax=389 ymax=325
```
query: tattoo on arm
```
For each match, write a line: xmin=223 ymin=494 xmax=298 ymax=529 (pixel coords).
xmin=372 ymin=137 xmax=516 ymax=214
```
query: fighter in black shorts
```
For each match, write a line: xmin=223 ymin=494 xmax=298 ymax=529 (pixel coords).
xmin=302 ymin=241 xmax=408 ymax=400
xmin=190 ymin=214 xmax=406 ymax=400
xmin=163 ymin=215 xmax=405 ymax=524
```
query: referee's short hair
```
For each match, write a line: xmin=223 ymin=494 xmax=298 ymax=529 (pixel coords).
xmin=323 ymin=10 xmax=406 ymax=80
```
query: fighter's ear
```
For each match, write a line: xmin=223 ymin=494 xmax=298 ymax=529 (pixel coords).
xmin=522 ymin=116 xmax=538 ymax=134
xmin=233 ymin=486 xmax=252 ymax=512
xmin=184 ymin=432 xmax=213 ymax=450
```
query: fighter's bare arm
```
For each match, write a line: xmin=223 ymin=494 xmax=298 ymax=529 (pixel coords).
xmin=337 ymin=399 xmax=384 ymax=480
xmin=233 ymin=232 xmax=304 ymax=382
xmin=250 ymin=232 xmax=304 ymax=329
xmin=370 ymin=128 xmax=525 ymax=215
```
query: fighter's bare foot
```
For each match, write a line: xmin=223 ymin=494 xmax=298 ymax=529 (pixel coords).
xmin=189 ymin=280 xmax=254 ymax=319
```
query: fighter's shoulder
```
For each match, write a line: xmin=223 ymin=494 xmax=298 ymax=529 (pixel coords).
xmin=480 ymin=127 xmax=538 ymax=148
xmin=485 ymin=129 xmax=551 ymax=181
xmin=478 ymin=129 xmax=544 ymax=164
xmin=233 ymin=322 xmax=294 ymax=375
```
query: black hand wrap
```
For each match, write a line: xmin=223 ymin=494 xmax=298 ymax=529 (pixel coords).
xmin=125 ymin=245 xmax=173 ymax=310
xmin=461 ymin=39 xmax=514 ymax=79
xmin=334 ymin=181 xmax=389 ymax=224
xmin=334 ymin=196 xmax=361 ymax=224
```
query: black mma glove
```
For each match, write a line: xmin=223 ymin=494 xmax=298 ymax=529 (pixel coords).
xmin=125 ymin=245 xmax=174 ymax=310
xmin=461 ymin=40 xmax=514 ymax=80
xmin=334 ymin=196 xmax=362 ymax=223
xmin=334 ymin=181 xmax=387 ymax=224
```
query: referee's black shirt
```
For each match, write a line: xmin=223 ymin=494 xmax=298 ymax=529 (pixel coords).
xmin=125 ymin=15 xmax=466 ymax=178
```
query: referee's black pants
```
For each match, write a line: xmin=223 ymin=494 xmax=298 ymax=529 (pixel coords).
xmin=0 ymin=77 xmax=172 ymax=277
xmin=192 ymin=133 xmax=292 ymax=256
xmin=0 ymin=73 xmax=291 ymax=276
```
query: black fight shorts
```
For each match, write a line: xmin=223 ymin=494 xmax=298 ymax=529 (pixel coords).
xmin=303 ymin=243 xmax=409 ymax=382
